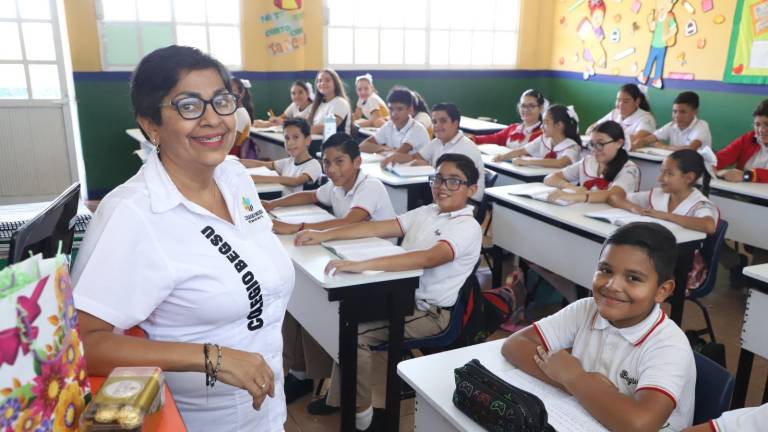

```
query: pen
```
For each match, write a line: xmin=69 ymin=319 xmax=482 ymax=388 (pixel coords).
xmin=267 ymin=109 xmax=275 ymax=118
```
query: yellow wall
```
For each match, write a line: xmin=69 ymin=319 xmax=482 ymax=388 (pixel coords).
xmin=64 ymin=0 xmax=101 ymax=71
xmin=518 ymin=1 xmax=556 ymax=70
xmin=547 ymin=0 xmax=738 ymax=81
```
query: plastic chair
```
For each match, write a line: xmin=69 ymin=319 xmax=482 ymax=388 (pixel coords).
xmin=693 ymin=351 xmax=735 ymax=425
xmin=472 ymin=169 xmax=499 ymax=274
xmin=685 ymin=219 xmax=729 ymax=343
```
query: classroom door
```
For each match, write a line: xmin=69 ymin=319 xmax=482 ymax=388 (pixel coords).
xmin=0 ymin=0 xmax=85 ymax=204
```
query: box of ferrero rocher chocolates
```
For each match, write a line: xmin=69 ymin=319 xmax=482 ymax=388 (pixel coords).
xmin=79 ymin=367 xmax=165 ymax=431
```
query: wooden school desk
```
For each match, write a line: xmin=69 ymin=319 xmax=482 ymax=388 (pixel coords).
xmin=459 ymin=116 xmax=506 ymax=135
xmin=398 ymin=339 xmax=608 ymax=432
xmin=359 ymin=163 xmax=432 ymax=214
xmin=732 ymin=264 xmax=768 ymax=408
xmin=281 ymin=234 xmax=423 ymax=432
xmin=485 ymin=184 xmax=706 ymax=325
xmin=709 ymin=179 xmax=768 ymax=250
xmin=481 ymin=154 xmax=558 ymax=186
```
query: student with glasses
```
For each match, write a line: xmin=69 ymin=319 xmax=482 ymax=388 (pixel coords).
xmin=471 ymin=88 xmax=546 ymax=149
xmin=72 ymin=45 xmax=293 ymax=432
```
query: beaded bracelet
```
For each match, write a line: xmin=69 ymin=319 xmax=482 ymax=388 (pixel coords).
xmin=204 ymin=343 xmax=223 ymax=388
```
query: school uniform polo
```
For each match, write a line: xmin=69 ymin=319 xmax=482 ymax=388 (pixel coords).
xmin=373 ymin=117 xmax=430 ymax=153
xmin=534 ymin=299 xmax=696 ymax=430
xmin=312 ymin=96 xmax=351 ymax=134
xmin=396 ymin=204 xmax=482 ymax=310
xmin=314 ymin=170 xmax=395 ymax=220
xmin=72 ymin=152 xmax=294 ymax=432
xmin=357 ymin=92 xmax=389 ymax=119
xmin=596 ymin=108 xmax=656 ymax=149
xmin=284 ymin=101 xmax=311 ymax=119
xmin=561 ymin=155 xmax=640 ymax=193
xmin=273 ymin=157 xmax=322 ymax=194
xmin=627 ymin=187 xmax=720 ymax=222
xmin=709 ymin=403 xmax=768 ymax=432
xmin=418 ymin=131 xmax=486 ymax=200
xmin=653 ymin=117 xmax=712 ymax=149
xmin=474 ymin=121 xmax=543 ymax=149
xmin=524 ymin=136 xmax=582 ymax=164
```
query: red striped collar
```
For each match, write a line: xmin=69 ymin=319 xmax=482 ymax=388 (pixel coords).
xmin=591 ymin=304 xmax=666 ymax=346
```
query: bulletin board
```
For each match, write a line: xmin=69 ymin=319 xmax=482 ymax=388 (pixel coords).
xmin=724 ymin=0 xmax=768 ymax=84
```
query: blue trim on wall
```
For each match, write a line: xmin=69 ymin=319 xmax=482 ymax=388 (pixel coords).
xmin=72 ymin=69 xmax=768 ymax=95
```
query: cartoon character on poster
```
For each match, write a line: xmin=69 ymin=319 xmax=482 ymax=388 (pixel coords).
xmin=638 ymin=0 xmax=679 ymax=89
xmin=577 ymin=0 xmax=608 ymax=80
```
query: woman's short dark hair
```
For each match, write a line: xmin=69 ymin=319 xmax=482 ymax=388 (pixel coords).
xmin=321 ymin=132 xmax=360 ymax=160
xmin=130 ymin=45 xmax=232 ymax=126
xmin=435 ymin=153 xmax=479 ymax=186
xmin=602 ymin=222 xmax=678 ymax=283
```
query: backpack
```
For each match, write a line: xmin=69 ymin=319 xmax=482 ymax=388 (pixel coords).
xmin=452 ymin=271 xmax=521 ymax=348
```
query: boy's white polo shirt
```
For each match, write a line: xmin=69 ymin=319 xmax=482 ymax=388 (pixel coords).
xmin=418 ymin=131 xmax=486 ymax=201
xmin=534 ymin=298 xmax=695 ymax=431
xmin=596 ymin=108 xmax=657 ymax=150
xmin=373 ymin=117 xmax=430 ymax=153
xmin=654 ymin=117 xmax=712 ymax=149
xmin=314 ymin=170 xmax=396 ymax=220
xmin=72 ymin=152 xmax=294 ymax=432
xmin=396 ymin=204 xmax=481 ymax=311
xmin=710 ymin=403 xmax=768 ymax=432
xmin=274 ymin=156 xmax=322 ymax=194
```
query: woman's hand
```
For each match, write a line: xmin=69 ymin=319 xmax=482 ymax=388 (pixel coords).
xmin=218 ymin=348 xmax=275 ymax=410
xmin=294 ymin=229 xmax=328 ymax=246
xmin=324 ymin=259 xmax=368 ymax=275
xmin=272 ymin=220 xmax=299 ymax=234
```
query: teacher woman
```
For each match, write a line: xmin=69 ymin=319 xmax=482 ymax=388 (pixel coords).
xmin=72 ymin=45 xmax=294 ymax=431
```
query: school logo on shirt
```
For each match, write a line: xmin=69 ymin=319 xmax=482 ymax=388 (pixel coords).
xmin=242 ymin=196 xmax=254 ymax=212
xmin=619 ymin=369 xmax=638 ymax=387
xmin=241 ymin=196 xmax=265 ymax=224
xmin=434 ymin=229 xmax=442 ymax=236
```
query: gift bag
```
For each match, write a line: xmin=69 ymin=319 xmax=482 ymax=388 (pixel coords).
xmin=0 ymin=254 xmax=90 ymax=432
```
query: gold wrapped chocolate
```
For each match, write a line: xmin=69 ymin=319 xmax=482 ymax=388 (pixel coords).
xmin=80 ymin=367 xmax=165 ymax=431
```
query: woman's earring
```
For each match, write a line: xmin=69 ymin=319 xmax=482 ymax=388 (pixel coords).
xmin=152 ymin=137 xmax=160 ymax=153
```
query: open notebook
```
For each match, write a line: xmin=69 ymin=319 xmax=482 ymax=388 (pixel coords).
xmin=388 ymin=164 xmax=436 ymax=177
xmin=321 ymin=237 xmax=405 ymax=262
xmin=269 ymin=205 xmax=335 ymax=224
xmin=507 ymin=184 xmax=573 ymax=206
xmin=584 ymin=208 xmax=679 ymax=230
xmin=477 ymin=144 xmax=510 ymax=156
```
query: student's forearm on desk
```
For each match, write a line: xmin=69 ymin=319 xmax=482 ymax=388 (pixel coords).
xmin=607 ymin=194 xmax=640 ymax=212
xmin=501 ymin=328 xmax=566 ymax=390
xmin=664 ymin=140 xmax=703 ymax=152
xmin=656 ymin=213 xmax=716 ymax=234
xmin=356 ymin=244 xmax=453 ymax=272
xmin=631 ymin=134 xmax=657 ymax=150
xmin=544 ymin=172 xmax=571 ymax=188
xmin=268 ymin=191 xmax=316 ymax=208
xmin=522 ymin=157 xmax=571 ymax=168
xmin=359 ymin=137 xmax=384 ymax=153
xmin=315 ymin=219 xmax=402 ymax=240
xmin=269 ymin=174 xmax=311 ymax=187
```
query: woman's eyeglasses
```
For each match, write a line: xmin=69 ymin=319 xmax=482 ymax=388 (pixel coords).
xmin=518 ymin=103 xmax=539 ymax=111
xmin=428 ymin=175 xmax=470 ymax=191
xmin=161 ymin=93 xmax=239 ymax=120
xmin=589 ymin=139 xmax=618 ymax=151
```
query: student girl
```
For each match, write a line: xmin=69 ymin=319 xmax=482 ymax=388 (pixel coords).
xmin=411 ymin=90 xmax=433 ymax=138
xmin=473 ymin=89 xmax=545 ymax=148
xmin=544 ymin=120 xmax=640 ymax=204
xmin=608 ymin=149 xmax=719 ymax=235
xmin=253 ymin=80 xmax=314 ymax=128
xmin=308 ymin=68 xmax=351 ymax=135
xmin=230 ymin=77 xmax=260 ymax=159
xmin=586 ymin=83 xmax=655 ymax=149
xmin=492 ymin=104 xmax=582 ymax=169
xmin=352 ymin=73 xmax=388 ymax=128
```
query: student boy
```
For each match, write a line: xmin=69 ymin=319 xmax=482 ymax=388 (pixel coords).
xmin=359 ymin=88 xmax=430 ymax=166
xmin=502 ymin=222 xmax=695 ymax=431
xmin=294 ymin=153 xmax=482 ymax=431
xmin=684 ymin=403 xmax=768 ymax=432
xmin=391 ymin=103 xmax=485 ymax=200
xmin=632 ymin=91 xmax=711 ymax=152
xmin=243 ymin=117 xmax=322 ymax=193
xmin=715 ymin=99 xmax=768 ymax=183
xmin=262 ymin=132 xmax=395 ymax=234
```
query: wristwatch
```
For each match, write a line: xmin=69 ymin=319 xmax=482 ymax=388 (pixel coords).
xmin=743 ymin=170 xmax=754 ymax=182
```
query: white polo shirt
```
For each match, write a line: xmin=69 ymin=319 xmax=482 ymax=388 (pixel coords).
xmin=561 ymin=155 xmax=640 ymax=193
xmin=373 ymin=117 xmax=430 ymax=153
xmin=72 ymin=152 xmax=294 ymax=432
xmin=284 ymin=101 xmax=311 ymax=120
xmin=357 ymin=93 xmax=388 ymax=119
xmin=314 ymin=171 xmax=396 ymax=221
xmin=534 ymin=299 xmax=696 ymax=431
xmin=653 ymin=117 xmax=712 ymax=149
xmin=710 ymin=403 xmax=768 ymax=432
xmin=312 ymin=96 xmax=351 ymax=134
xmin=596 ymin=108 xmax=656 ymax=149
xmin=418 ymin=131 xmax=485 ymax=201
xmin=396 ymin=204 xmax=481 ymax=311
xmin=274 ymin=157 xmax=322 ymax=194
xmin=524 ymin=136 xmax=582 ymax=164
xmin=627 ymin=187 xmax=720 ymax=222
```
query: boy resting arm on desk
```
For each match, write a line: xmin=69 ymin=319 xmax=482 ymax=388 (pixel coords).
xmin=502 ymin=222 xmax=695 ymax=432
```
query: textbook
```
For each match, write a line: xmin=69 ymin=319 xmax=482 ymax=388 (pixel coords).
xmin=388 ymin=164 xmax=436 ymax=177
xmin=251 ymin=125 xmax=282 ymax=133
xmin=506 ymin=184 xmax=573 ymax=206
xmin=584 ymin=208 xmax=678 ymax=230
xmin=477 ymin=144 xmax=510 ymax=156
xmin=269 ymin=205 xmax=335 ymax=225
xmin=321 ymin=237 xmax=405 ymax=261
xmin=246 ymin=166 xmax=278 ymax=176
xmin=633 ymin=147 xmax=673 ymax=157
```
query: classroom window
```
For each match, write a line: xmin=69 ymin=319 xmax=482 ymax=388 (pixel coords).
xmin=96 ymin=0 xmax=241 ymax=70
xmin=325 ymin=0 xmax=520 ymax=69
xmin=0 ymin=0 xmax=62 ymax=99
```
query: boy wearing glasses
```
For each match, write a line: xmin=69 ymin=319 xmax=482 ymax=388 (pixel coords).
xmin=294 ymin=153 xmax=482 ymax=431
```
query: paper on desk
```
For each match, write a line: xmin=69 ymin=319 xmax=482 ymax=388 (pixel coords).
xmin=251 ymin=126 xmax=283 ymax=133
xmin=501 ymin=369 xmax=608 ymax=432
xmin=477 ymin=144 xmax=510 ymax=156
xmin=321 ymin=237 xmax=404 ymax=261
xmin=635 ymin=147 xmax=673 ymax=157
xmin=506 ymin=184 xmax=573 ymax=206
xmin=584 ymin=208 xmax=679 ymax=230
xmin=269 ymin=204 xmax=335 ymax=224
xmin=246 ymin=166 xmax=278 ymax=176
xmin=389 ymin=164 xmax=436 ymax=177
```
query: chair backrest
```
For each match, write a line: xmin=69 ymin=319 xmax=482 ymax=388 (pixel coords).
xmin=689 ymin=219 xmax=729 ymax=298
xmin=693 ymin=351 xmax=735 ymax=425
xmin=473 ymin=169 xmax=499 ymax=224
